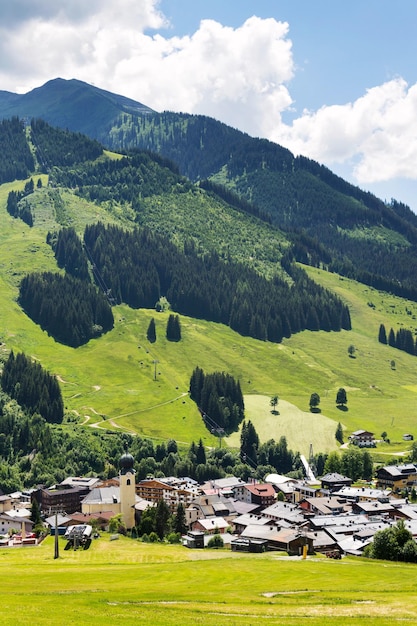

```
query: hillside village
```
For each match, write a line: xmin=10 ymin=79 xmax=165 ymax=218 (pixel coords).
xmin=3 ymin=444 xmax=417 ymax=558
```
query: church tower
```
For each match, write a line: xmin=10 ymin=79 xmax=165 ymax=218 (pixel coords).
xmin=119 ymin=445 xmax=136 ymax=529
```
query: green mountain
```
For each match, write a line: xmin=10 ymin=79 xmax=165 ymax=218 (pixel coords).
xmin=1 ymin=78 xmax=417 ymax=303
xmin=0 ymin=78 xmax=153 ymax=138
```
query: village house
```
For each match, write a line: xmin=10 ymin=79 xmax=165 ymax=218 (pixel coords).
xmin=299 ymin=496 xmax=352 ymax=516
xmin=241 ymin=523 xmax=314 ymax=555
xmin=185 ymin=494 xmax=238 ymax=527
xmin=349 ymin=430 xmax=375 ymax=446
xmin=232 ymin=482 xmax=276 ymax=509
xmin=376 ymin=464 xmax=417 ymax=491
xmin=331 ymin=485 xmax=391 ymax=502
xmin=0 ymin=514 xmax=34 ymax=537
xmin=320 ymin=473 xmax=353 ymax=493
xmin=191 ymin=516 xmax=229 ymax=534
xmin=261 ymin=500 xmax=306 ymax=526
xmin=34 ymin=485 xmax=87 ymax=515
xmin=135 ymin=477 xmax=196 ymax=513
xmin=265 ymin=473 xmax=319 ymax=503
xmin=200 ymin=476 xmax=247 ymax=497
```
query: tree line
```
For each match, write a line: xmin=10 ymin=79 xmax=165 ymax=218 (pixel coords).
xmin=30 ymin=118 xmax=103 ymax=170
xmin=0 ymin=117 xmax=34 ymax=184
xmin=1 ymin=351 xmax=64 ymax=424
xmin=19 ymin=271 xmax=114 ymax=347
xmin=6 ymin=178 xmax=43 ymax=227
xmin=378 ymin=323 xmax=417 ymax=356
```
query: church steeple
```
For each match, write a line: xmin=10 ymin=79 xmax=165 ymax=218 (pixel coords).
xmin=119 ymin=443 xmax=135 ymax=475
xmin=119 ymin=444 xmax=136 ymax=529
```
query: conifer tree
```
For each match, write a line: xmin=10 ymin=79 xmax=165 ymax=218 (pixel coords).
xmin=378 ymin=323 xmax=387 ymax=344
xmin=147 ymin=318 xmax=156 ymax=343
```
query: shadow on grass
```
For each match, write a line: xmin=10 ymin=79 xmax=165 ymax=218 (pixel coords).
xmin=336 ymin=405 xmax=349 ymax=412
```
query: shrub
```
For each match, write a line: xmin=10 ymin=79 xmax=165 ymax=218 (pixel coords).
xmin=207 ymin=534 xmax=224 ymax=549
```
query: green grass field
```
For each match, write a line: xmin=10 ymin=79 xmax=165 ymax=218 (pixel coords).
xmin=1 ymin=536 xmax=416 ymax=625
xmin=2 ymin=179 xmax=417 ymax=456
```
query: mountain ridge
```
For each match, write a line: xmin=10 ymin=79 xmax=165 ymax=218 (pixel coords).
xmin=1 ymin=79 xmax=417 ymax=305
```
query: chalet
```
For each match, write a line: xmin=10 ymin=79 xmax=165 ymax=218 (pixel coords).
xmin=376 ymin=464 xmax=417 ymax=491
xmin=68 ymin=511 xmax=115 ymax=531
xmin=261 ymin=501 xmax=306 ymax=526
xmin=350 ymin=430 xmax=375 ymax=446
xmin=241 ymin=524 xmax=314 ymax=555
xmin=265 ymin=474 xmax=318 ymax=502
xmin=232 ymin=513 xmax=276 ymax=535
xmin=0 ymin=514 xmax=34 ymax=536
xmin=299 ymin=496 xmax=351 ymax=516
xmin=320 ymin=473 xmax=353 ymax=492
xmin=200 ymin=476 xmax=246 ymax=498
xmin=230 ymin=537 xmax=268 ymax=552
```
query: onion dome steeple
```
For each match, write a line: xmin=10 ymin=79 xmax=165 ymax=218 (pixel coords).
xmin=119 ymin=443 xmax=135 ymax=475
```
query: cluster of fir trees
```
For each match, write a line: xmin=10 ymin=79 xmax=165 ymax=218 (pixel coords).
xmin=136 ymin=500 xmax=187 ymax=542
xmin=166 ymin=314 xmax=181 ymax=341
xmin=82 ymin=222 xmax=351 ymax=343
xmin=1 ymin=351 xmax=64 ymax=424
xmin=49 ymin=149 xmax=184 ymax=204
xmin=19 ymin=271 xmax=114 ymax=347
xmin=47 ymin=226 xmax=90 ymax=281
xmin=30 ymin=118 xmax=103 ymax=170
xmin=0 ymin=117 xmax=34 ymax=183
xmin=189 ymin=367 xmax=244 ymax=434
xmin=146 ymin=315 xmax=181 ymax=342
xmin=240 ymin=420 xmax=302 ymax=476
xmin=6 ymin=178 xmax=41 ymax=226
xmin=379 ymin=323 xmax=417 ymax=356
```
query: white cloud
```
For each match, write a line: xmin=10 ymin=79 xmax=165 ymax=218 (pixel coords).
xmin=0 ymin=2 xmax=416 ymax=190
xmin=273 ymin=78 xmax=417 ymax=184
xmin=0 ymin=6 xmax=295 ymax=138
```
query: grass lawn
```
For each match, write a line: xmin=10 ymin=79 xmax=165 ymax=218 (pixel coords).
xmin=0 ymin=536 xmax=417 ymax=625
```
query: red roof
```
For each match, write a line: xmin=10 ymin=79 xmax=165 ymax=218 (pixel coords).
xmin=244 ymin=483 xmax=276 ymax=497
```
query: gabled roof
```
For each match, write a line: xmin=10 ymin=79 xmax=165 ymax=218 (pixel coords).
xmin=195 ymin=516 xmax=229 ymax=531
xmin=45 ymin=513 xmax=72 ymax=527
xmin=81 ymin=486 xmax=120 ymax=505
xmin=243 ymin=483 xmax=276 ymax=497
xmin=377 ymin=464 xmax=417 ymax=478
xmin=351 ymin=430 xmax=374 ymax=436
xmin=321 ymin=472 xmax=352 ymax=484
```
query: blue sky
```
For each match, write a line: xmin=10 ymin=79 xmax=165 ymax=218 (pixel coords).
xmin=0 ymin=0 xmax=416 ymax=210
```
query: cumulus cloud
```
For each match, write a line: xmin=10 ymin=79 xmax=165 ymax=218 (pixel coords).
xmin=273 ymin=78 xmax=417 ymax=184
xmin=0 ymin=4 xmax=294 ymax=138
xmin=0 ymin=1 xmax=416 ymax=188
